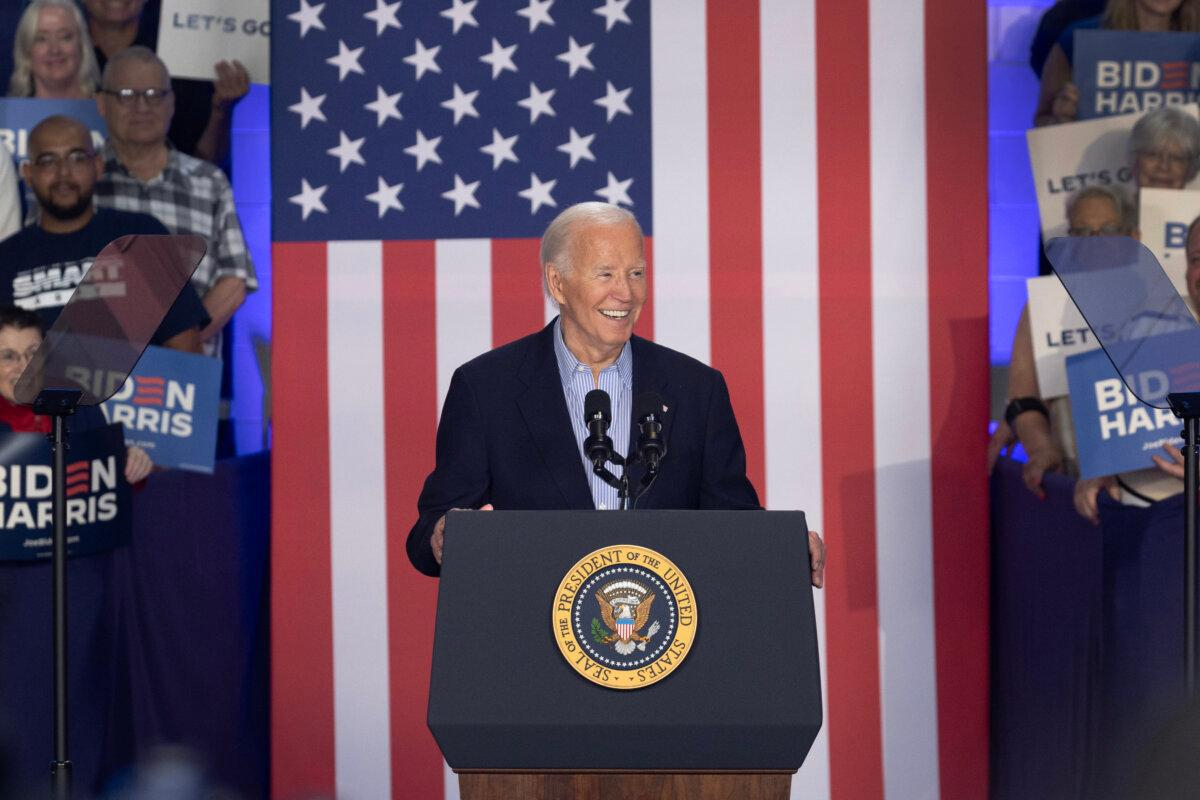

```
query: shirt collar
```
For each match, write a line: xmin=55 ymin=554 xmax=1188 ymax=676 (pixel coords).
xmin=552 ymin=317 xmax=632 ymax=390
xmin=101 ymin=140 xmax=180 ymax=182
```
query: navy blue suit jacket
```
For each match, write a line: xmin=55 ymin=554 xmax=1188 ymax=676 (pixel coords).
xmin=406 ymin=321 xmax=761 ymax=576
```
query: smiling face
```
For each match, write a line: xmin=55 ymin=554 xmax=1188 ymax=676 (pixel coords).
xmin=1136 ymin=0 xmax=1185 ymax=18
xmin=545 ymin=220 xmax=646 ymax=371
xmin=1134 ymin=139 xmax=1193 ymax=189
xmin=0 ymin=326 xmax=42 ymax=404
xmin=83 ymin=0 xmax=146 ymax=26
xmin=97 ymin=56 xmax=173 ymax=148
xmin=29 ymin=6 xmax=83 ymax=96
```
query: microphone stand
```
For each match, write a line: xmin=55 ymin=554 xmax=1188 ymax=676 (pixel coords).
xmin=590 ymin=452 xmax=632 ymax=511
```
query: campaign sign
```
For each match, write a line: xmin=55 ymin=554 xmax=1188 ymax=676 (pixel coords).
xmin=98 ymin=346 xmax=221 ymax=474
xmin=0 ymin=424 xmax=131 ymax=561
xmin=0 ymin=98 xmax=105 ymax=161
xmin=157 ymin=0 xmax=270 ymax=84
xmin=1027 ymin=275 xmax=1099 ymax=398
xmin=1027 ymin=104 xmax=1200 ymax=242
xmin=1075 ymin=30 xmax=1200 ymax=120
xmin=1139 ymin=187 xmax=1200 ymax=304
xmin=1065 ymin=331 xmax=1200 ymax=478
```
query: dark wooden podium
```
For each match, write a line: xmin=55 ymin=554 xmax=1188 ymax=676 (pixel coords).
xmin=428 ymin=511 xmax=822 ymax=800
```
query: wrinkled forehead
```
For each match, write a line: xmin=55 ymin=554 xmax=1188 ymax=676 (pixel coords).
xmin=0 ymin=325 xmax=42 ymax=348
xmin=36 ymin=5 xmax=80 ymax=33
xmin=1067 ymin=195 xmax=1121 ymax=228
xmin=106 ymin=58 xmax=169 ymax=89
xmin=569 ymin=221 xmax=645 ymax=262
xmin=28 ymin=120 xmax=92 ymax=156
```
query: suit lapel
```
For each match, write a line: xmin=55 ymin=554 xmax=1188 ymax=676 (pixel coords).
xmin=517 ymin=323 xmax=595 ymax=509
xmin=629 ymin=336 xmax=676 ymax=462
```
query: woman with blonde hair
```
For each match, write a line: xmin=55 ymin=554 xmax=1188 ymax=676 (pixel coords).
xmin=8 ymin=0 xmax=101 ymax=99
xmin=1035 ymin=0 xmax=1200 ymax=126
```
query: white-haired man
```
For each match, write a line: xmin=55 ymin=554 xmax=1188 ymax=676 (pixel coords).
xmin=406 ymin=202 xmax=826 ymax=587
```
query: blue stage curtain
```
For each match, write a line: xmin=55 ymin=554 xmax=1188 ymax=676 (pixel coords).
xmin=991 ymin=457 xmax=1190 ymax=800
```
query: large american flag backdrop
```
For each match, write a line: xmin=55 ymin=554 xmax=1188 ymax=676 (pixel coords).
xmin=270 ymin=1 xmax=989 ymax=798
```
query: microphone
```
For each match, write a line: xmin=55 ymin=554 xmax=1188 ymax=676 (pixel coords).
xmin=634 ymin=392 xmax=667 ymax=472
xmin=583 ymin=389 xmax=614 ymax=467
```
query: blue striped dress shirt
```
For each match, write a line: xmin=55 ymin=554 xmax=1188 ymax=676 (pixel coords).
xmin=552 ymin=318 xmax=632 ymax=510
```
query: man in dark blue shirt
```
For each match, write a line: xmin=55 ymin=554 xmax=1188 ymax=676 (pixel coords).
xmin=0 ymin=114 xmax=208 ymax=349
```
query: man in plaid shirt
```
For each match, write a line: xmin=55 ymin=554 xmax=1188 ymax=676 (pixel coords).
xmin=93 ymin=46 xmax=256 ymax=358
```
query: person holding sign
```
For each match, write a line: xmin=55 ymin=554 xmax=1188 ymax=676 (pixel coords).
xmin=84 ymin=0 xmax=248 ymax=164
xmin=1146 ymin=216 xmax=1200 ymax=481
xmin=992 ymin=185 xmax=1197 ymax=522
xmin=1034 ymin=0 xmax=1200 ymax=127
xmin=0 ymin=304 xmax=152 ymax=483
xmin=0 ymin=114 xmax=209 ymax=352
xmin=7 ymin=0 xmax=101 ymax=99
xmin=991 ymin=186 xmax=1135 ymax=490
xmin=93 ymin=48 xmax=255 ymax=357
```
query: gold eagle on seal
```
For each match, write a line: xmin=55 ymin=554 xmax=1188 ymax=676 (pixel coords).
xmin=594 ymin=579 xmax=662 ymax=655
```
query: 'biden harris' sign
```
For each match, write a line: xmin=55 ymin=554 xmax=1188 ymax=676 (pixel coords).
xmin=1075 ymin=30 xmax=1200 ymax=120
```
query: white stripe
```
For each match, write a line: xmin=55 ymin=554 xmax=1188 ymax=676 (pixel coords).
xmin=443 ymin=762 xmax=461 ymax=800
xmin=327 ymin=241 xmax=392 ymax=800
xmin=436 ymin=240 xmax=493 ymax=416
xmin=435 ymin=242 xmax=491 ymax=800
xmin=651 ymin=0 xmax=710 ymax=363
xmin=869 ymin=0 xmax=941 ymax=797
xmin=759 ymin=2 xmax=829 ymax=798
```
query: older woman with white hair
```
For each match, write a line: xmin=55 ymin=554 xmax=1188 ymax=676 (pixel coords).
xmin=8 ymin=0 xmax=101 ymax=99
xmin=1128 ymin=105 xmax=1200 ymax=189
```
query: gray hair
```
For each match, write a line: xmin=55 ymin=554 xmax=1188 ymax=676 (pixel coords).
xmin=540 ymin=202 xmax=642 ymax=299
xmin=8 ymin=0 xmax=100 ymax=98
xmin=101 ymin=45 xmax=169 ymax=89
xmin=1129 ymin=106 xmax=1200 ymax=184
xmin=1064 ymin=184 xmax=1135 ymax=233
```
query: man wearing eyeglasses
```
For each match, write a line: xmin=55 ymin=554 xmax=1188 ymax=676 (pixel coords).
xmin=94 ymin=45 xmax=256 ymax=358
xmin=0 ymin=114 xmax=208 ymax=351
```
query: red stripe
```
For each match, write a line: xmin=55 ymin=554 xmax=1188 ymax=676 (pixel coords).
xmin=270 ymin=241 xmax=336 ymax=796
xmin=66 ymin=485 xmax=88 ymax=497
xmin=492 ymin=238 xmax=545 ymax=345
xmin=925 ymin=1 xmax=991 ymax=795
xmin=67 ymin=461 xmax=87 ymax=473
xmin=816 ymin=0 xmax=886 ymax=796
xmin=382 ymin=241 xmax=444 ymax=800
xmin=707 ymin=0 xmax=765 ymax=497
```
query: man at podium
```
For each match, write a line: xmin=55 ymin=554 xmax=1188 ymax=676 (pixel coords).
xmin=407 ymin=202 xmax=824 ymax=587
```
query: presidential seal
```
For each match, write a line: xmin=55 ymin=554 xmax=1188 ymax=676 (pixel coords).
xmin=552 ymin=544 xmax=697 ymax=690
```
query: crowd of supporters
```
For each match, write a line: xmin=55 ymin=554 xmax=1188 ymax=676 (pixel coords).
xmin=992 ymin=0 xmax=1200 ymax=521
xmin=0 ymin=0 xmax=256 ymax=453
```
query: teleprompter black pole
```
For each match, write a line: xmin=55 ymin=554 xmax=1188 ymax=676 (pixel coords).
xmin=35 ymin=389 xmax=82 ymax=800
xmin=1186 ymin=415 xmax=1199 ymax=698
xmin=1167 ymin=393 xmax=1200 ymax=698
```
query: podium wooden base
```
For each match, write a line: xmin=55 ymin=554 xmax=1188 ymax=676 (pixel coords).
xmin=457 ymin=771 xmax=793 ymax=800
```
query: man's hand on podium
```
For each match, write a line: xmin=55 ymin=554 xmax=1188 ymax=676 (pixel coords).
xmin=809 ymin=530 xmax=826 ymax=589
xmin=432 ymin=504 xmax=495 ymax=565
